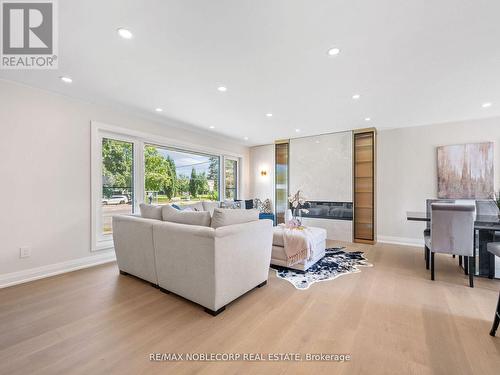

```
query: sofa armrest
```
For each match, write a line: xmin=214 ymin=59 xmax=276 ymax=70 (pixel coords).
xmin=112 ymin=215 xmax=159 ymax=284
xmin=213 ymin=219 xmax=273 ymax=309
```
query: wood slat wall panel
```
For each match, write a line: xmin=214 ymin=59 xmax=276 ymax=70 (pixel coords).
xmin=353 ymin=130 xmax=376 ymax=243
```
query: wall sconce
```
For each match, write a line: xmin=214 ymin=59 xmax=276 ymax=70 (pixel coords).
xmin=260 ymin=170 xmax=267 ymax=177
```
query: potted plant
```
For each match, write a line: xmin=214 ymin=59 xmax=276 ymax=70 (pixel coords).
xmin=494 ymin=191 xmax=500 ymax=218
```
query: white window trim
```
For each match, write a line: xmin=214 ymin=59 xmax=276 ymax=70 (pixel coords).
xmin=223 ymin=156 xmax=240 ymax=201
xmin=91 ymin=121 xmax=243 ymax=252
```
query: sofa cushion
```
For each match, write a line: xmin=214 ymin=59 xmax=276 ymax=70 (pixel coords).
xmin=139 ymin=203 xmax=163 ymax=220
xmin=161 ymin=204 xmax=211 ymax=227
xmin=202 ymin=201 xmax=220 ymax=215
xmin=211 ymin=208 xmax=259 ymax=229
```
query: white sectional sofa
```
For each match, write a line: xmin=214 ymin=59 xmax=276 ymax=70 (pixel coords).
xmin=112 ymin=204 xmax=273 ymax=315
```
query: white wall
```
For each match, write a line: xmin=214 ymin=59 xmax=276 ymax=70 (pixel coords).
xmin=290 ymin=132 xmax=352 ymax=202
xmin=377 ymin=116 xmax=500 ymax=245
xmin=0 ymin=80 xmax=249 ymax=283
xmin=248 ymin=144 xmax=274 ymax=201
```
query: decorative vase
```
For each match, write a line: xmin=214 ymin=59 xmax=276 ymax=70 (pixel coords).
xmin=285 ymin=209 xmax=293 ymax=225
xmin=293 ymin=208 xmax=302 ymax=226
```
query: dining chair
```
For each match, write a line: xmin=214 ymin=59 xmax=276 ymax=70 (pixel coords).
xmin=425 ymin=203 xmax=475 ymax=287
xmin=476 ymin=200 xmax=500 ymax=243
xmin=424 ymin=199 xmax=455 ymax=267
xmin=487 ymin=242 xmax=500 ymax=336
xmin=476 ymin=199 xmax=500 ymax=216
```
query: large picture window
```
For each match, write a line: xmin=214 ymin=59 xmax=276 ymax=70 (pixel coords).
xmin=144 ymin=145 xmax=220 ymax=204
xmin=91 ymin=122 xmax=241 ymax=251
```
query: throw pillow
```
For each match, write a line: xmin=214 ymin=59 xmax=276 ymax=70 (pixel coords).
xmin=211 ymin=208 xmax=259 ymax=229
xmin=245 ymin=199 xmax=254 ymax=209
xmin=179 ymin=201 xmax=204 ymax=212
xmin=253 ymin=198 xmax=262 ymax=212
xmin=161 ymin=204 xmax=211 ymax=227
xmin=261 ymin=199 xmax=273 ymax=214
xmin=202 ymin=201 xmax=220 ymax=215
xmin=221 ymin=200 xmax=243 ymax=209
xmin=139 ymin=203 xmax=163 ymax=220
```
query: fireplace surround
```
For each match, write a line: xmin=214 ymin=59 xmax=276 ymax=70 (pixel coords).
xmin=299 ymin=201 xmax=353 ymax=221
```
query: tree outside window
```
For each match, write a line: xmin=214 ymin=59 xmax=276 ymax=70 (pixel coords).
xmin=144 ymin=145 xmax=220 ymax=204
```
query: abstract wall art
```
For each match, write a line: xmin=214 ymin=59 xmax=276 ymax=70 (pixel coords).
xmin=437 ymin=142 xmax=494 ymax=199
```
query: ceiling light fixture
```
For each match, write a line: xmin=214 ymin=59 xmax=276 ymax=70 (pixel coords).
xmin=352 ymin=94 xmax=360 ymax=100
xmin=327 ymin=47 xmax=341 ymax=56
xmin=244 ymin=136 xmax=249 ymax=141
xmin=295 ymin=129 xmax=301 ymax=133
xmin=155 ymin=108 xmax=163 ymax=112
xmin=117 ymin=28 xmax=133 ymax=39
xmin=60 ymin=76 xmax=72 ymax=83
xmin=482 ymin=102 xmax=492 ymax=108
xmin=217 ymin=86 xmax=227 ymax=92
xmin=209 ymin=125 xmax=215 ymax=129
xmin=266 ymin=113 xmax=273 ymax=117
xmin=365 ymin=117 xmax=371 ymax=122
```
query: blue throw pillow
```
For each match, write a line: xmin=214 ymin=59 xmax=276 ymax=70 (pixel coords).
xmin=171 ymin=204 xmax=181 ymax=210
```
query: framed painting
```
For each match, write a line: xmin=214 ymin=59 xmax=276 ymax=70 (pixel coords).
xmin=437 ymin=142 xmax=494 ymax=199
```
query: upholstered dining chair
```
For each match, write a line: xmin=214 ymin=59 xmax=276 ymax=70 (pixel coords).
xmin=476 ymin=199 xmax=500 ymax=216
xmin=424 ymin=203 xmax=476 ymax=287
xmin=424 ymin=199 xmax=455 ymax=267
xmin=476 ymin=200 xmax=500 ymax=242
xmin=487 ymin=242 xmax=500 ymax=336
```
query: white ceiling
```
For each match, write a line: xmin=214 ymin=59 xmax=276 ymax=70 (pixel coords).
xmin=2 ymin=0 xmax=500 ymax=146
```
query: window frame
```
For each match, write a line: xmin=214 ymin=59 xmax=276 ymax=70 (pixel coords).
xmin=223 ymin=156 xmax=239 ymax=201
xmin=91 ymin=121 xmax=242 ymax=252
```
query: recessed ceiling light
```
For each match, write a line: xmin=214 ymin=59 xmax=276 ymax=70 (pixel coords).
xmin=217 ymin=86 xmax=227 ymax=92
xmin=60 ymin=76 xmax=72 ymax=83
xmin=315 ymin=140 xmax=320 ymax=144
xmin=352 ymin=94 xmax=360 ymax=100
xmin=365 ymin=117 xmax=371 ymax=122
xmin=266 ymin=113 xmax=273 ymax=117
xmin=209 ymin=125 xmax=215 ymax=129
xmin=482 ymin=102 xmax=492 ymax=108
xmin=117 ymin=28 xmax=133 ymax=39
xmin=244 ymin=136 xmax=249 ymax=141
xmin=295 ymin=129 xmax=301 ymax=133
xmin=155 ymin=108 xmax=163 ymax=112
xmin=327 ymin=47 xmax=341 ymax=56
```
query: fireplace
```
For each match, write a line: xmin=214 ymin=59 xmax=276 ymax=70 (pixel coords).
xmin=298 ymin=201 xmax=353 ymax=221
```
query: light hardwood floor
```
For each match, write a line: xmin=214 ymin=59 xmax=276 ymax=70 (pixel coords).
xmin=1 ymin=241 xmax=499 ymax=375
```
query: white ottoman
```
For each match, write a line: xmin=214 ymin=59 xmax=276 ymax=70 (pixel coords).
xmin=271 ymin=226 xmax=327 ymax=271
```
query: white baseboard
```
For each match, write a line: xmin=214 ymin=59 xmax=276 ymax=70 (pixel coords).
xmin=378 ymin=235 xmax=424 ymax=247
xmin=0 ymin=251 xmax=116 ymax=289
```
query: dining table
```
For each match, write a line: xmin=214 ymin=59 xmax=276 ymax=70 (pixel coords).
xmin=406 ymin=211 xmax=499 ymax=279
